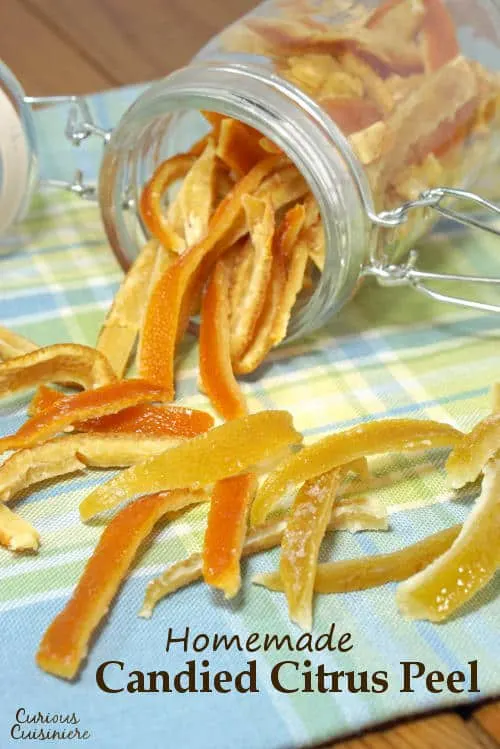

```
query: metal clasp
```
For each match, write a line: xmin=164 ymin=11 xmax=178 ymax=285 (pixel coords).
xmin=366 ymin=187 xmax=500 ymax=313
xmin=26 ymin=95 xmax=111 ymax=201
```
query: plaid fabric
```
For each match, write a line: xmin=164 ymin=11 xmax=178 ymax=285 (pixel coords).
xmin=0 ymin=85 xmax=498 ymax=749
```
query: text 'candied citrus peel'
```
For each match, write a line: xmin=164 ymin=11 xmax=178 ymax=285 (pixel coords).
xmin=199 ymin=260 xmax=247 ymax=421
xmin=251 ymin=418 xmax=462 ymax=526
xmin=0 ymin=379 xmax=172 ymax=454
xmin=0 ymin=343 xmax=116 ymax=400
xmin=80 ymin=410 xmax=302 ymax=522
xmin=256 ymin=524 xmax=461 ymax=595
xmin=0 ymin=503 xmax=40 ymax=552
xmin=140 ymin=495 xmax=388 ymax=618
xmin=397 ymin=460 xmax=500 ymax=622
xmin=446 ymin=413 xmax=500 ymax=489
xmin=29 ymin=385 xmax=214 ymax=439
xmin=202 ymin=473 xmax=257 ymax=598
xmin=37 ymin=489 xmax=207 ymax=680
xmin=0 ymin=433 xmax=185 ymax=506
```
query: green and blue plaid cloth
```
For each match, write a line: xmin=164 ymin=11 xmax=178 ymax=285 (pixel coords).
xmin=0 ymin=85 xmax=498 ymax=749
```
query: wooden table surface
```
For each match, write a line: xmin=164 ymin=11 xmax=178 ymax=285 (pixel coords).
xmin=0 ymin=1 xmax=499 ymax=747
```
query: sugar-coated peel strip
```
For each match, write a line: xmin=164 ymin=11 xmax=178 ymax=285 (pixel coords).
xmin=320 ymin=96 xmax=381 ymax=136
xmin=280 ymin=468 xmax=344 ymax=630
xmin=79 ymin=411 xmax=302 ymax=522
xmin=0 ymin=343 xmax=117 ymax=400
xmin=140 ymin=153 xmax=195 ymax=253
xmin=421 ymin=0 xmax=459 ymax=73
xmin=96 ymin=239 xmax=158 ymax=378
xmin=446 ymin=414 xmax=500 ymax=489
xmin=199 ymin=260 xmax=247 ymax=420
xmin=29 ymin=386 xmax=214 ymax=439
xmin=168 ymin=140 xmax=217 ymax=246
xmin=0 ymin=379 xmax=172 ymax=454
xmin=397 ymin=459 xmax=500 ymax=622
xmin=366 ymin=0 xmax=425 ymax=43
xmin=202 ymin=473 xmax=257 ymax=598
xmin=0 ymin=503 xmax=40 ymax=552
xmin=0 ymin=433 xmax=185 ymax=505
xmin=139 ymin=155 xmax=281 ymax=396
xmin=37 ymin=489 xmax=207 ymax=679
xmin=256 ymin=524 xmax=461 ymax=595
xmin=139 ymin=495 xmax=389 ymax=618
xmin=230 ymin=195 xmax=274 ymax=362
xmin=216 ymin=118 xmax=268 ymax=178
xmin=0 ymin=324 xmax=38 ymax=360
xmin=274 ymin=203 xmax=305 ymax=258
xmin=251 ymin=418 xmax=462 ymax=526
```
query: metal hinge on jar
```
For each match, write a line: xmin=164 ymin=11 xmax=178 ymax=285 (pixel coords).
xmin=365 ymin=187 xmax=500 ymax=313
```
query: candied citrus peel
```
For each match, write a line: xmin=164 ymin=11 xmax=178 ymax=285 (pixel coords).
xmin=199 ymin=260 xmax=247 ymax=421
xmin=37 ymin=489 xmax=207 ymax=679
xmin=216 ymin=118 xmax=268 ymax=178
xmin=202 ymin=473 xmax=257 ymax=598
xmin=0 ymin=343 xmax=116 ymax=400
xmin=280 ymin=467 xmax=344 ymax=630
xmin=140 ymin=153 xmax=195 ymax=253
xmin=251 ymin=418 xmax=462 ymax=526
xmin=0 ymin=324 xmax=38 ymax=360
xmin=96 ymin=239 xmax=158 ymax=378
xmin=446 ymin=414 xmax=500 ymax=489
xmin=0 ymin=503 xmax=40 ymax=552
xmin=80 ymin=410 xmax=302 ymax=522
xmin=0 ymin=433 xmax=185 ymax=505
xmin=256 ymin=524 xmax=461 ymax=595
xmin=0 ymin=379 xmax=172 ymax=454
xmin=421 ymin=0 xmax=459 ymax=73
xmin=29 ymin=385 xmax=214 ymax=439
xmin=139 ymin=155 xmax=281 ymax=396
xmin=397 ymin=459 xmax=500 ymax=622
xmin=140 ymin=494 xmax=388 ymax=618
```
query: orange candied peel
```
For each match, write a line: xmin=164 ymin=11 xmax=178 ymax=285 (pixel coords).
xmin=199 ymin=260 xmax=247 ymax=421
xmin=421 ymin=0 xmax=460 ymax=73
xmin=96 ymin=238 xmax=158 ymax=378
xmin=446 ymin=413 xmax=500 ymax=489
xmin=29 ymin=385 xmax=214 ymax=439
xmin=138 ymin=155 xmax=281 ymax=396
xmin=251 ymin=418 xmax=462 ymax=526
xmin=202 ymin=473 xmax=257 ymax=598
xmin=79 ymin=410 xmax=302 ymax=521
xmin=0 ymin=324 xmax=38 ymax=360
xmin=37 ymin=489 xmax=207 ymax=679
xmin=0 ymin=343 xmax=117 ymax=400
xmin=140 ymin=494 xmax=388 ymax=619
xmin=397 ymin=459 xmax=500 ymax=622
xmin=0 ymin=503 xmax=40 ymax=552
xmin=0 ymin=379 xmax=172 ymax=454
xmin=216 ymin=118 xmax=268 ymax=178
xmin=256 ymin=524 xmax=461 ymax=595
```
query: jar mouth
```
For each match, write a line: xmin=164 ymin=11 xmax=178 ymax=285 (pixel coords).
xmin=99 ymin=62 xmax=373 ymax=338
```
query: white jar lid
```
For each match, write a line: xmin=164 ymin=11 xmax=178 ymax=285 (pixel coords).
xmin=0 ymin=86 xmax=30 ymax=234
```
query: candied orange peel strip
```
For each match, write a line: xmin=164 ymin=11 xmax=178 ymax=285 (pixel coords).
xmin=0 ymin=324 xmax=38 ymax=360
xmin=202 ymin=473 xmax=257 ymax=598
xmin=251 ymin=418 xmax=462 ymax=526
xmin=280 ymin=467 xmax=344 ymax=629
xmin=0 ymin=503 xmax=40 ymax=552
xmin=37 ymin=489 xmax=207 ymax=679
xmin=80 ymin=411 xmax=302 ymax=522
xmin=140 ymin=153 xmax=195 ymax=253
xmin=0 ymin=379 xmax=172 ymax=454
xmin=446 ymin=413 xmax=500 ymax=489
xmin=199 ymin=260 xmax=247 ymax=420
xmin=0 ymin=433 xmax=185 ymax=505
xmin=230 ymin=195 xmax=274 ymax=362
xmin=140 ymin=495 xmax=388 ymax=618
xmin=0 ymin=343 xmax=116 ymax=399
xmin=421 ymin=0 xmax=459 ymax=73
xmin=256 ymin=524 xmax=461 ymax=595
xmin=216 ymin=118 xmax=268 ymax=178
xmin=96 ymin=238 xmax=158 ymax=378
xmin=29 ymin=385 xmax=214 ymax=439
xmin=139 ymin=155 xmax=281 ymax=396
xmin=397 ymin=459 xmax=500 ymax=622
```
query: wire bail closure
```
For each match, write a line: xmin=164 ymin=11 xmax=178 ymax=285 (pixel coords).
xmin=366 ymin=187 xmax=500 ymax=313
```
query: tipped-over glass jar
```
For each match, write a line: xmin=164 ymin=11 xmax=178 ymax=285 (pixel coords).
xmin=4 ymin=0 xmax=500 ymax=343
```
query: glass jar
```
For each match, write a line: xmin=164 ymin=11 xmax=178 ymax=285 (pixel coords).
xmin=3 ymin=0 xmax=500 ymax=340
